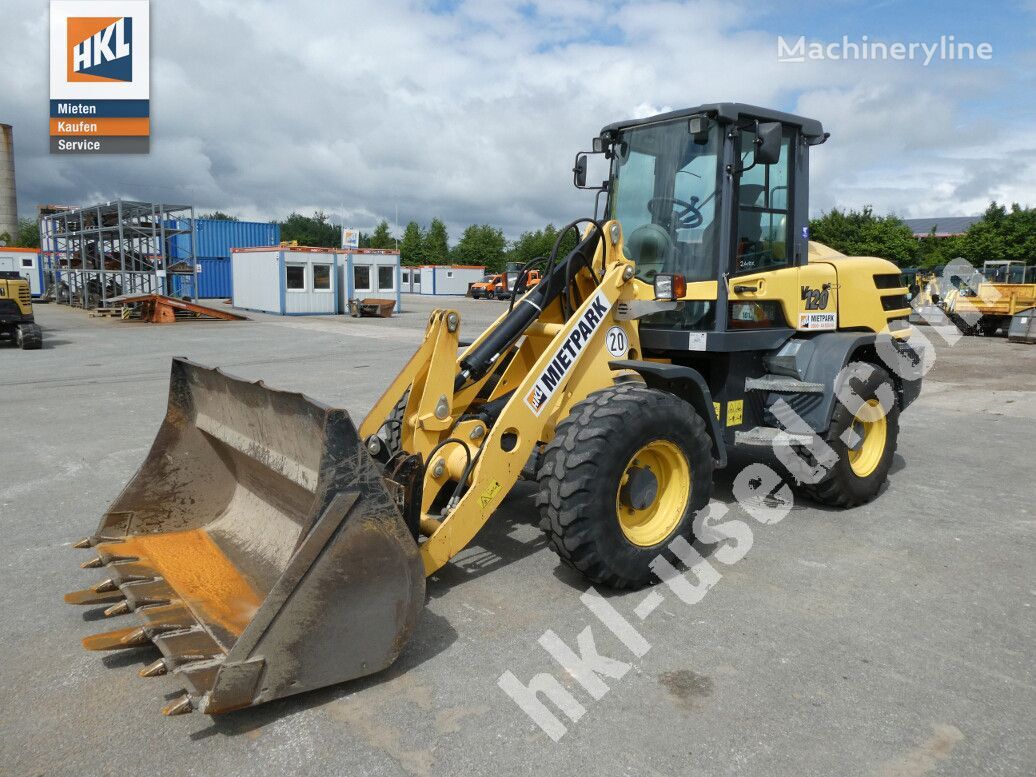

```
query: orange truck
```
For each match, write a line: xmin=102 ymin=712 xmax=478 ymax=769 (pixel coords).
xmin=469 ymin=273 xmax=502 ymax=299
xmin=495 ymin=269 xmax=542 ymax=300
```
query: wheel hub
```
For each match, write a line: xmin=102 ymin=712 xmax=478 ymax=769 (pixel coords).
xmin=619 ymin=466 xmax=659 ymax=511
xmin=847 ymin=399 xmax=888 ymax=477
xmin=615 ymin=440 xmax=691 ymax=547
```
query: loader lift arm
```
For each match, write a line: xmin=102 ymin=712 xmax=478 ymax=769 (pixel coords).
xmin=359 ymin=223 xmax=642 ymax=574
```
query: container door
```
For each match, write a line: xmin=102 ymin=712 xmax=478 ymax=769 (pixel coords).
xmin=412 ymin=270 xmax=422 ymax=294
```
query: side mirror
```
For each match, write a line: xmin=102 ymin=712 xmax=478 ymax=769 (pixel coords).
xmin=755 ymin=122 xmax=782 ymax=166
xmin=573 ymin=154 xmax=588 ymax=187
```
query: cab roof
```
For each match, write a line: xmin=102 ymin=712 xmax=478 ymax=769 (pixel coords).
xmin=600 ymin=102 xmax=825 ymax=140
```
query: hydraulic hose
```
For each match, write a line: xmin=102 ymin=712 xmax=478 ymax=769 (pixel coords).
xmin=454 ymin=225 xmax=603 ymax=391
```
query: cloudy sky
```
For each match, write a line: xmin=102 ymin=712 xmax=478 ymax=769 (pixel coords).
xmin=2 ymin=0 xmax=1034 ymax=239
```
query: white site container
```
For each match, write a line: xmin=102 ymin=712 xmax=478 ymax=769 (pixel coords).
xmin=231 ymin=247 xmax=338 ymax=315
xmin=0 ymin=247 xmax=43 ymax=296
xmin=415 ymin=265 xmax=487 ymax=295
xmin=337 ymin=249 xmax=402 ymax=313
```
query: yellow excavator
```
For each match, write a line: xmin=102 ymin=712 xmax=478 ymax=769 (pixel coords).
xmin=0 ymin=272 xmax=43 ymax=349
xmin=66 ymin=103 xmax=922 ymax=716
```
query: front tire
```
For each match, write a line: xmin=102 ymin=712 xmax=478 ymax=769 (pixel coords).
xmin=536 ymin=383 xmax=714 ymax=589
xmin=802 ymin=363 xmax=899 ymax=507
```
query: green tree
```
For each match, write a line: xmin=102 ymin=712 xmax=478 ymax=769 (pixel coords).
xmin=399 ymin=221 xmax=424 ymax=264
xmin=369 ymin=219 xmax=395 ymax=250
xmin=423 ymin=218 xmax=450 ymax=264
xmin=809 ymin=207 xmax=919 ymax=266
xmin=960 ymin=202 xmax=1036 ymax=265
xmin=16 ymin=217 xmax=40 ymax=248
xmin=199 ymin=211 xmax=239 ymax=221
xmin=507 ymin=223 xmax=579 ymax=267
xmin=453 ymin=224 xmax=507 ymax=270
xmin=917 ymin=228 xmax=964 ymax=269
xmin=280 ymin=211 xmax=339 ymax=247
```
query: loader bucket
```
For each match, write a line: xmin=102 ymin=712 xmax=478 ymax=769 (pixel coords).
xmin=66 ymin=358 xmax=425 ymax=716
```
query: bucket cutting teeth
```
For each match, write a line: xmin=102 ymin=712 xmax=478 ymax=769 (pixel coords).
xmin=162 ymin=695 xmax=194 ymax=716
xmin=140 ymin=659 xmax=168 ymax=678
xmin=73 ymin=537 xmax=94 ymax=549
xmin=80 ymin=556 xmax=105 ymax=569
xmin=82 ymin=625 xmax=151 ymax=651
xmin=103 ymin=601 xmax=132 ymax=617
xmin=64 ymin=586 xmax=124 ymax=606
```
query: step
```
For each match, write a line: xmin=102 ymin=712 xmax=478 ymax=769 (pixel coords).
xmin=735 ymin=426 xmax=815 ymax=447
xmin=744 ymin=374 xmax=825 ymax=394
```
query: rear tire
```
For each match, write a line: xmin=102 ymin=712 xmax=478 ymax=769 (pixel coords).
xmin=536 ymin=383 xmax=713 ymax=589
xmin=801 ymin=363 xmax=899 ymax=508
xmin=16 ymin=323 xmax=42 ymax=350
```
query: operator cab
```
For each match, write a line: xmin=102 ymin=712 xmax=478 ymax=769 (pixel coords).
xmin=576 ymin=103 xmax=828 ymax=346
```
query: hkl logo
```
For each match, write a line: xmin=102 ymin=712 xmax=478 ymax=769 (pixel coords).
xmin=527 ymin=385 xmax=547 ymax=412
xmin=67 ymin=17 xmax=132 ymax=83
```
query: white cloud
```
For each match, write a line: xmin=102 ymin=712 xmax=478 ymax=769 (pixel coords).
xmin=0 ymin=0 xmax=1030 ymax=239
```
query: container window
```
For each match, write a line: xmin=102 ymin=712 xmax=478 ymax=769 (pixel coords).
xmin=413 ymin=271 xmax=421 ymax=283
xmin=402 ymin=270 xmax=410 ymax=282
xmin=313 ymin=263 xmax=332 ymax=291
xmin=285 ymin=263 xmax=306 ymax=291
xmin=446 ymin=270 xmax=454 ymax=279
xmin=354 ymin=264 xmax=371 ymax=291
xmin=21 ymin=257 xmax=34 ymax=268
xmin=378 ymin=265 xmax=395 ymax=292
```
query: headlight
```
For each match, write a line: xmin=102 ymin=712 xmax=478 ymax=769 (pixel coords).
xmin=653 ymin=273 xmax=686 ymax=301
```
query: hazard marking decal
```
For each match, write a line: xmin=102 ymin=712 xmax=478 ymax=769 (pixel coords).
xmin=479 ymin=480 xmax=502 ymax=509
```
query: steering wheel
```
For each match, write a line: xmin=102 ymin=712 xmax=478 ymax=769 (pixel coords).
xmin=648 ymin=196 xmax=704 ymax=229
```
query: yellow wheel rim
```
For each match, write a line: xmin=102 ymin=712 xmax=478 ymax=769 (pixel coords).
xmin=847 ymin=399 xmax=888 ymax=478
xmin=615 ymin=440 xmax=691 ymax=547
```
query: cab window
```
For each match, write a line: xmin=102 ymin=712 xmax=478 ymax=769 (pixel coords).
xmin=734 ymin=130 xmax=792 ymax=274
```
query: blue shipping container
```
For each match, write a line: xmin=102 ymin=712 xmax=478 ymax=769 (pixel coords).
xmin=170 ymin=256 xmax=234 ymax=298
xmin=164 ymin=218 xmax=280 ymax=298
xmin=165 ymin=219 xmax=281 ymax=262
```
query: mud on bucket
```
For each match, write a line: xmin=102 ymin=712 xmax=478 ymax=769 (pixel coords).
xmin=66 ymin=358 xmax=425 ymax=715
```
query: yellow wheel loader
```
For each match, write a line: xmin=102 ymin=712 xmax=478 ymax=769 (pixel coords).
xmin=0 ymin=272 xmax=42 ymax=349
xmin=67 ymin=103 xmax=923 ymax=716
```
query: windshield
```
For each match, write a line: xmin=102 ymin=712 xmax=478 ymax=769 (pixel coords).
xmin=609 ymin=119 xmax=722 ymax=284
